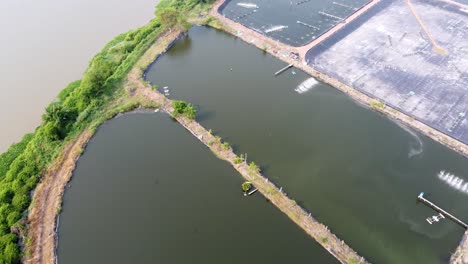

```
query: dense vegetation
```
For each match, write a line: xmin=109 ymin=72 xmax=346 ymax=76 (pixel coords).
xmin=172 ymin=100 xmax=197 ymax=120
xmin=0 ymin=0 xmax=214 ymax=262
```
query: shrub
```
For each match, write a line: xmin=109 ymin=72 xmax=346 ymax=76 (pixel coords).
xmin=241 ymin=182 xmax=251 ymax=192
xmin=0 ymin=134 xmax=33 ymax=180
xmin=221 ymin=142 xmax=230 ymax=150
xmin=249 ymin=161 xmax=260 ymax=173
xmin=370 ymin=101 xmax=385 ymax=109
xmin=234 ymin=156 xmax=242 ymax=164
xmin=3 ymin=242 xmax=20 ymax=263
xmin=172 ymin=100 xmax=197 ymax=119
xmin=0 ymin=0 xmax=212 ymax=261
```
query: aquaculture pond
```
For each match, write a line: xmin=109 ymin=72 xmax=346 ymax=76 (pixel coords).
xmin=145 ymin=26 xmax=468 ymax=264
xmin=57 ymin=113 xmax=338 ymax=264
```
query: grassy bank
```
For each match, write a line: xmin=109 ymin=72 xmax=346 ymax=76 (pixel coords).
xmin=0 ymin=0 xmax=214 ymax=262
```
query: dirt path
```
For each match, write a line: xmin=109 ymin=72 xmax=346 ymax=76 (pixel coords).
xmin=126 ymin=32 xmax=369 ymax=262
xmin=129 ymin=77 xmax=369 ymax=264
xmin=296 ymin=0 xmax=381 ymax=59
xmin=452 ymin=231 xmax=468 ymax=264
xmin=25 ymin=130 xmax=92 ymax=264
xmin=23 ymin=28 xmax=184 ymax=264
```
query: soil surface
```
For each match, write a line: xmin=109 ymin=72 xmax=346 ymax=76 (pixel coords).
xmin=25 ymin=131 xmax=92 ymax=264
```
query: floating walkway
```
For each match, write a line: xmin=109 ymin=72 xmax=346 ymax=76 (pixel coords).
xmin=417 ymin=192 xmax=468 ymax=229
xmin=274 ymin=64 xmax=293 ymax=76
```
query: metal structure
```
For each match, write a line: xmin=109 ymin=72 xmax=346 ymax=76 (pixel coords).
xmin=417 ymin=192 xmax=468 ymax=229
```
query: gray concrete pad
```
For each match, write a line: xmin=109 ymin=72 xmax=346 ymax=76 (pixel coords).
xmin=307 ymin=0 xmax=468 ymax=144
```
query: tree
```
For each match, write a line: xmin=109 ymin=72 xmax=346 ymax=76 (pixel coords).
xmin=4 ymin=242 xmax=20 ymax=263
xmin=184 ymin=104 xmax=197 ymax=120
xmin=156 ymin=8 xmax=180 ymax=28
xmin=242 ymin=182 xmax=251 ymax=193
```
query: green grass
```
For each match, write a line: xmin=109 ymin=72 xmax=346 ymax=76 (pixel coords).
xmin=221 ymin=142 xmax=230 ymax=150
xmin=370 ymin=101 xmax=385 ymax=109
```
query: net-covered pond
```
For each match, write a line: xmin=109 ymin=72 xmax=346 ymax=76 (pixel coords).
xmin=306 ymin=0 xmax=468 ymax=145
xmin=219 ymin=0 xmax=371 ymax=46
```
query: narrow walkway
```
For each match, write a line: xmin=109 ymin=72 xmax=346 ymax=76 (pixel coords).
xmin=296 ymin=0 xmax=381 ymax=59
xmin=134 ymin=83 xmax=368 ymax=264
xmin=210 ymin=0 xmax=468 ymax=158
xmin=130 ymin=42 xmax=369 ymax=262
xmin=417 ymin=192 xmax=467 ymax=229
xmin=405 ymin=0 xmax=447 ymax=54
xmin=274 ymin=64 xmax=293 ymax=76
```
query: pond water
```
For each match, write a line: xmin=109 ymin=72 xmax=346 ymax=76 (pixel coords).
xmin=145 ymin=26 xmax=468 ymax=264
xmin=57 ymin=113 xmax=338 ymax=263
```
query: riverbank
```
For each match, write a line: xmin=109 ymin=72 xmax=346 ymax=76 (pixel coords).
xmin=19 ymin=1 xmax=466 ymax=263
xmin=23 ymin=26 xmax=184 ymax=263
xmin=23 ymin=85 xmax=165 ymax=264
xmin=210 ymin=0 xmax=468 ymax=157
xmin=24 ymin=91 xmax=162 ymax=264
xmin=451 ymin=232 xmax=468 ymax=264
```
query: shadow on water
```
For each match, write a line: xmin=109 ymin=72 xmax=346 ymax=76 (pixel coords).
xmin=196 ymin=109 xmax=216 ymax=123
xmin=166 ymin=34 xmax=193 ymax=58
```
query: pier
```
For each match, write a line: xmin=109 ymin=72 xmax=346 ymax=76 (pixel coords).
xmin=417 ymin=192 xmax=468 ymax=229
xmin=274 ymin=64 xmax=293 ymax=76
xmin=247 ymin=188 xmax=258 ymax=196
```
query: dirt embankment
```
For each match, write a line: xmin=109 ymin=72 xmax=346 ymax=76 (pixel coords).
xmin=25 ymin=130 xmax=92 ymax=264
xmin=125 ymin=25 xmax=369 ymax=262
xmin=129 ymin=76 xmax=369 ymax=264
xmin=24 ymin=28 xmax=184 ymax=264
xmin=451 ymin=231 xmax=468 ymax=264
